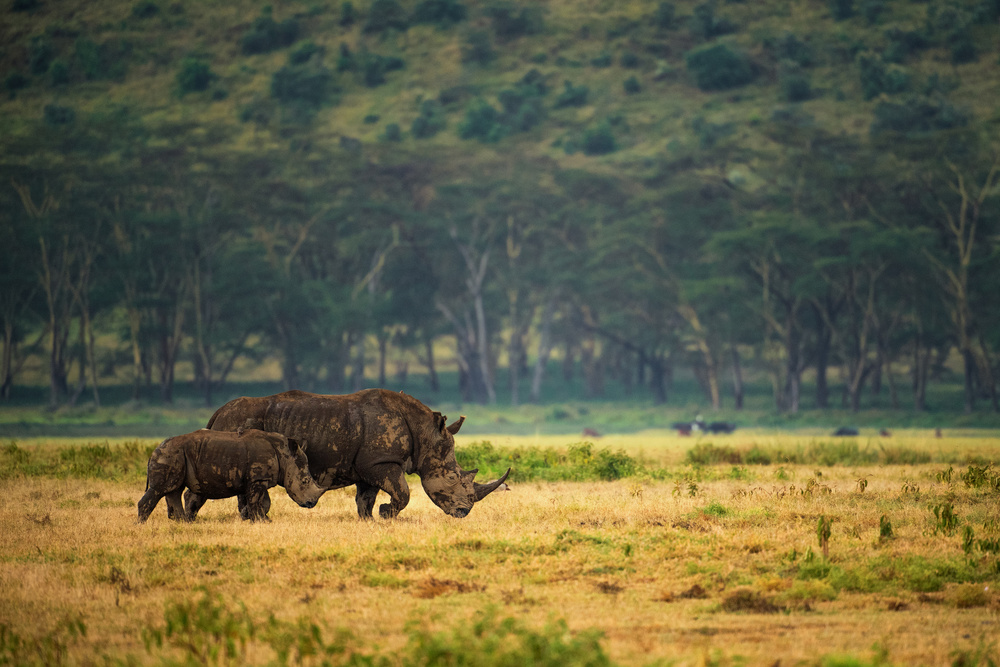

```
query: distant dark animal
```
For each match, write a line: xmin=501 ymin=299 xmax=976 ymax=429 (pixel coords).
xmin=833 ymin=427 xmax=859 ymax=436
xmin=671 ymin=421 xmax=693 ymax=436
xmin=879 ymin=428 xmax=892 ymax=437
xmin=705 ymin=421 xmax=737 ymax=434
xmin=137 ymin=428 xmax=324 ymax=523
xmin=206 ymin=389 xmax=510 ymax=519
xmin=582 ymin=428 xmax=602 ymax=438
xmin=935 ymin=428 xmax=943 ymax=438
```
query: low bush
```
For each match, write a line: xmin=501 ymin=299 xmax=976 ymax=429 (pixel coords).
xmin=270 ymin=62 xmax=335 ymax=109
xmin=829 ymin=0 xmax=854 ymax=21
xmin=582 ymin=121 xmax=617 ymax=156
xmin=685 ymin=44 xmax=756 ymax=91
xmin=411 ymin=99 xmax=446 ymax=138
xmin=412 ymin=0 xmax=468 ymax=27
xmin=623 ymin=76 xmax=642 ymax=94
xmin=176 ymin=57 xmax=215 ymax=94
xmin=692 ymin=2 xmax=738 ymax=40
xmin=461 ymin=30 xmax=496 ymax=65
xmin=654 ymin=2 xmax=676 ymax=29
xmin=240 ymin=11 xmax=299 ymax=55
xmin=43 ymin=104 xmax=75 ymax=125
xmin=28 ymin=36 xmax=54 ymax=75
xmin=364 ymin=0 xmax=409 ymax=33
xmin=74 ymin=37 xmax=131 ymax=81
xmin=554 ymin=80 xmax=589 ymax=108
xmin=485 ymin=2 xmax=543 ymax=42
xmin=870 ymin=95 xmax=969 ymax=136
xmin=131 ymin=1 xmax=160 ymax=19
xmin=857 ymin=52 xmax=910 ymax=99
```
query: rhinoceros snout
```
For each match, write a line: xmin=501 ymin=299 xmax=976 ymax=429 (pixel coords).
xmin=299 ymin=500 xmax=317 ymax=509
xmin=452 ymin=507 xmax=470 ymax=518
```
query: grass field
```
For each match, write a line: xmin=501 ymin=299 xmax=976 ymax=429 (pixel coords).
xmin=1 ymin=431 xmax=999 ymax=666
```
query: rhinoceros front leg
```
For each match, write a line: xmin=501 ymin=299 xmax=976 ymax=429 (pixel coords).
xmin=361 ymin=463 xmax=410 ymax=519
xmin=183 ymin=489 xmax=207 ymax=521
xmin=355 ymin=482 xmax=379 ymax=519
xmin=164 ymin=489 xmax=186 ymax=521
xmin=241 ymin=481 xmax=272 ymax=522
xmin=236 ymin=492 xmax=271 ymax=520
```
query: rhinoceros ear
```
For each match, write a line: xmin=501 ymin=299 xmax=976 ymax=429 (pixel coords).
xmin=432 ymin=411 xmax=447 ymax=432
xmin=446 ymin=415 xmax=465 ymax=435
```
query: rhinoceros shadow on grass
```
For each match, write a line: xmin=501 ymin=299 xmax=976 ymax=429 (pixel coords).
xmin=206 ymin=389 xmax=510 ymax=519
xmin=137 ymin=428 xmax=324 ymax=523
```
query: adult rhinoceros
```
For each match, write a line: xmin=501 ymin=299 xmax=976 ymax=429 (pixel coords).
xmin=206 ymin=389 xmax=510 ymax=519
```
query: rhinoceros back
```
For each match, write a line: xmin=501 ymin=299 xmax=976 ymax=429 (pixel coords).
xmin=207 ymin=390 xmax=397 ymax=488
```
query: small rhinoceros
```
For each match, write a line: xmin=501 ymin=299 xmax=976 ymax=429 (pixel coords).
xmin=137 ymin=428 xmax=324 ymax=523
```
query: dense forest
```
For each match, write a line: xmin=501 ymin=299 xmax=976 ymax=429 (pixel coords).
xmin=1 ymin=0 xmax=999 ymax=414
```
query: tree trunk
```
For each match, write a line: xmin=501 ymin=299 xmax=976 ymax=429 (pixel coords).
xmin=1 ymin=322 xmax=13 ymax=400
xmin=423 ymin=336 xmax=439 ymax=392
xmin=730 ymin=345 xmax=744 ymax=410
xmin=377 ymin=333 xmax=388 ymax=387
xmin=529 ymin=292 xmax=557 ymax=403
xmin=648 ymin=355 xmax=668 ymax=405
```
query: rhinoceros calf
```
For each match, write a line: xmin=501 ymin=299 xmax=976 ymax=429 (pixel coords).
xmin=137 ymin=428 xmax=324 ymax=523
xmin=207 ymin=389 xmax=510 ymax=519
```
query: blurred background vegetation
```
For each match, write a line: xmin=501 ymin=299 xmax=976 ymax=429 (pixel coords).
xmin=2 ymin=0 xmax=1000 ymax=431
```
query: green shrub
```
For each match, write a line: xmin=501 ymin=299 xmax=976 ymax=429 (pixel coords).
xmin=620 ymin=51 xmax=640 ymax=68
xmin=591 ymin=52 xmax=613 ymax=68
xmin=857 ymin=52 xmax=910 ymax=99
xmin=685 ymin=43 xmax=756 ymax=91
xmin=336 ymin=43 xmax=355 ymax=72
xmin=554 ymin=80 xmax=588 ymax=108
xmin=412 ymin=0 xmax=467 ymax=26
xmin=382 ymin=122 xmax=402 ymax=141
xmin=288 ymin=41 xmax=321 ymax=65
xmin=339 ymin=1 xmax=356 ymax=26
xmin=362 ymin=54 xmax=388 ymax=87
xmin=43 ymin=104 xmax=75 ymax=125
xmin=654 ymin=2 xmax=676 ymax=29
xmin=412 ymin=99 xmax=446 ymax=138
xmin=462 ymin=30 xmax=496 ymax=65
xmin=829 ymin=0 xmax=854 ymax=20
xmin=623 ymin=76 xmax=641 ymax=94
xmin=4 ymin=72 xmax=29 ymax=97
xmin=241 ymin=11 xmax=299 ymax=55
xmin=176 ymin=57 xmax=215 ymax=94
xmin=581 ymin=121 xmax=617 ymax=156
xmin=779 ymin=61 xmax=812 ymax=101
xmin=49 ymin=59 xmax=70 ymax=85
xmin=870 ymin=95 xmax=969 ymax=136
xmin=771 ymin=31 xmax=814 ymax=67
xmin=11 ymin=0 xmax=40 ymax=11
xmin=271 ymin=63 xmax=334 ymax=109
xmin=883 ymin=27 xmax=929 ymax=63
xmin=692 ymin=2 xmax=737 ymax=39
xmin=948 ymin=31 xmax=978 ymax=64
xmin=131 ymin=1 xmax=160 ymax=18
xmin=364 ymin=0 xmax=409 ymax=33
xmin=485 ymin=2 xmax=543 ymax=41
xmin=459 ymin=99 xmax=503 ymax=141
xmin=74 ymin=36 xmax=130 ymax=81
xmin=860 ymin=0 xmax=885 ymax=24
xmin=28 ymin=36 xmax=54 ymax=75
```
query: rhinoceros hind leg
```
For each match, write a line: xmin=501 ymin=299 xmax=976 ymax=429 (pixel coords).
xmin=361 ymin=463 xmax=409 ymax=519
xmin=164 ymin=489 xmax=186 ymax=521
xmin=137 ymin=488 xmax=163 ymax=523
xmin=183 ymin=490 xmax=207 ymax=521
xmin=355 ymin=482 xmax=379 ymax=519
xmin=242 ymin=482 xmax=271 ymax=522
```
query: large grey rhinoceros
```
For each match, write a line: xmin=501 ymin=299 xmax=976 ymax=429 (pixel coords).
xmin=137 ymin=428 xmax=324 ymax=523
xmin=206 ymin=389 xmax=510 ymax=519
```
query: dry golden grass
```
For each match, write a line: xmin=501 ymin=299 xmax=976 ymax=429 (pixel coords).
xmin=1 ymin=432 xmax=999 ymax=666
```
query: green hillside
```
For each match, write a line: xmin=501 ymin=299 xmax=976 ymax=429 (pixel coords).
xmin=2 ymin=0 xmax=1000 ymax=418
xmin=4 ymin=0 xmax=997 ymax=169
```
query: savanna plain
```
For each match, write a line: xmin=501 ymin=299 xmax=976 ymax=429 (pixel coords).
xmin=1 ymin=430 xmax=999 ymax=667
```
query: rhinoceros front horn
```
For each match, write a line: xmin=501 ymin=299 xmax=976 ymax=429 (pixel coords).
xmin=473 ymin=467 xmax=511 ymax=502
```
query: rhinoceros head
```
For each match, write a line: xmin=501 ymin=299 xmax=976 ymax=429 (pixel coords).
xmin=418 ymin=414 xmax=511 ymax=518
xmin=273 ymin=435 xmax=324 ymax=509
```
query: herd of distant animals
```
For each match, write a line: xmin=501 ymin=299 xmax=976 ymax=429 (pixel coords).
xmin=138 ymin=389 xmax=511 ymax=524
